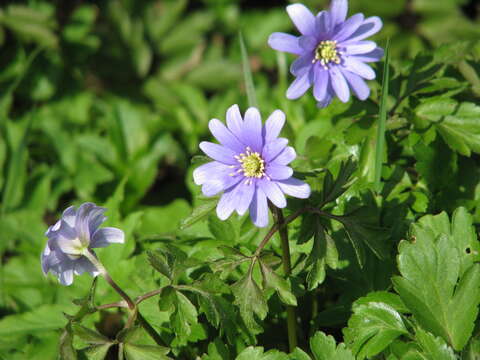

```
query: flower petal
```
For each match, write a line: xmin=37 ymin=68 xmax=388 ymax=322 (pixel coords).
xmin=74 ymin=257 xmax=100 ymax=276
xmin=290 ymin=54 xmax=314 ymax=77
xmin=258 ymin=180 xmax=287 ymax=208
xmin=59 ymin=268 xmax=74 ymax=286
xmin=268 ymin=32 xmax=303 ymax=55
xmin=209 ymin=118 xmax=245 ymax=153
xmin=263 ymin=138 xmax=288 ymax=163
xmin=87 ymin=206 xmax=107 ymax=236
xmin=315 ymin=11 xmax=333 ymax=37
xmin=317 ymin=91 xmax=334 ymax=108
xmin=313 ymin=66 xmax=329 ymax=102
xmin=249 ymin=187 xmax=269 ymax=227
xmin=61 ymin=206 xmax=77 ymax=228
xmin=266 ymin=164 xmax=293 ymax=180
xmin=202 ymin=174 xmax=242 ymax=196
xmin=226 ymin=104 xmax=246 ymax=142
xmin=346 ymin=16 xmax=383 ymax=43
xmin=199 ymin=141 xmax=237 ymax=165
xmin=272 ymin=146 xmax=296 ymax=165
xmin=277 ymin=178 xmax=311 ymax=199
xmin=299 ymin=35 xmax=317 ymax=51
xmin=287 ymin=70 xmax=313 ymax=100
xmin=243 ymin=107 xmax=263 ymax=152
xmin=333 ymin=13 xmax=364 ymax=42
xmin=329 ymin=0 xmax=348 ymax=27
xmin=344 ymin=41 xmax=377 ymax=55
xmin=286 ymin=4 xmax=316 ymax=36
xmin=233 ymin=181 xmax=256 ymax=216
xmin=91 ymin=227 xmax=125 ymax=248
xmin=343 ymin=57 xmax=375 ymax=79
xmin=57 ymin=236 xmax=84 ymax=256
xmin=75 ymin=202 xmax=97 ymax=243
xmin=216 ymin=186 xmax=237 ymax=220
xmin=264 ymin=110 xmax=286 ymax=143
xmin=342 ymin=70 xmax=370 ymax=100
xmin=330 ymin=66 xmax=350 ymax=103
xmin=193 ymin=161 xmax=231 ymax=185
xmin=353 ymin=47 xmax=384 ymax=63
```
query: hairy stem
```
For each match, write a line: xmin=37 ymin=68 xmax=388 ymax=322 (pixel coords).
xmin=84 ymin=249 xmax=135 ymax=310
xmin=273 ymin=207 xmax=298 ymax=352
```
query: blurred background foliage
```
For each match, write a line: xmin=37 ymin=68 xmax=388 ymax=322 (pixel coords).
xmin=1 ymin=0 xmax=480 ymax=359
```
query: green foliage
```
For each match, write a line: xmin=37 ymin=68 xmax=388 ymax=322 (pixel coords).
xmin=2 ymin=0 xmax=480 ymax=358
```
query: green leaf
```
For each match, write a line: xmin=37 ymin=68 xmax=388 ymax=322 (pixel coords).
xmin=392 ymin=210 xmax=480 ymax=350
xmin=374 ymin=39 xmax=390 ymax=191
xmin=259 ymin=261 xmax=296 ymax=306
xmin=0 ymin=304 xmax=67 ymax=336
xmin=124 ymin=343 xmax=170 ymax=360
xmin=415 ymin=329 xmax=456 ymax=360
xmin=305 ymin=223 xmax=339 ymax=290
xmin=82 ymin=344 xmax=113 ymax=360
xmin=231 ymin=266 xmax=268 ymax=333
xmin=321 ymin=157 xmax=357 ymax=207
xmin=59 ymin=329 xmax=77 ymax=360
xmin=208 ymin=215 xmax=237 ymax=243
xmin=180 ymin=197 xmax=218 ymax=230
xmin=71 ymin=323 xmax=111 ymax=345
xmin=353 ymin=291 xmax=409 ymax=314
xmin=239 ymin=31 xmax=257 ymax=108
xmin=236 ymin=346 xmax=288 ymax=360
xmin=309 ymin=331 xmax=355 ymax=360
xmin=147 ymin=251 xmax=172 ymax=281
xmin=415 ymin=99 xmax=480 ymax=156
xmin=343 ymin=302 xmax=409 ymax=359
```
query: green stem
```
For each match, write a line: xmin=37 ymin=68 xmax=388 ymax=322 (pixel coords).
xmin=273 ymin=207 xmax=298 ymax=352
xmin=83 ymin=249 xmax=135 ymax=310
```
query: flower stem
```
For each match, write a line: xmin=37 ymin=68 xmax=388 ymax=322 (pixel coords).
xmin=83 ymin=249 xmax=135 ymax=310
xmin=272 ymin=207 xmax=298 ymax=352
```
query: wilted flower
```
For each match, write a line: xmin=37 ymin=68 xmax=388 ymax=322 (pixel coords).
xmin=41 ymin=203 xmax=124 ymax=285
xmin=193 ymin=104 xmax=310 ymax=227
xmin=268 ymin=0 xmax=383 ymax=107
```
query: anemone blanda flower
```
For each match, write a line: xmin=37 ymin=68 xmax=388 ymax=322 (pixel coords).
xmin=193 ymin=105 xmax=310 ymax=228
xmin=41 ymin=202 xmax=124 ymax=285
xmin=268 ymin=0 xmax=383 ymax=107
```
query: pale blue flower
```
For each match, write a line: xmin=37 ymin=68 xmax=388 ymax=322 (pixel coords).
xmin=41 ymin=203 xmax=124 ymax=285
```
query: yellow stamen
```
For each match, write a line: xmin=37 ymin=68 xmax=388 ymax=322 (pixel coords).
xmin=313 ymin=40 xmax=341 ymax=69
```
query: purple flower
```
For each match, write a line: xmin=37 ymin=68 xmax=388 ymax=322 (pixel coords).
xmin=193 ymin=105 xmax=311 ymax=228
xmin=268 ymin=0 xmax=383 ymax=107
xmin=41 ymin=203 xmax=124 ymax=285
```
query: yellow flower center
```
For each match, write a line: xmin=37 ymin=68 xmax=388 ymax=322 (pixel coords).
xmin=234 ymin=147 xmax=266 ymax=179
xmin=314 ymin=40 xmax=341 ymax=69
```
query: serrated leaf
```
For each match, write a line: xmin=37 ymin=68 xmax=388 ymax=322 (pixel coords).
xmin=124 ymin=343 xmax=170 ymax=360
xmin=344 ymin=302 xmax=409 ymax=359
xmin=82 ymin=343 xmax=113 ymax=360
xmin=259 ymin=261 xmax=296 ymax=306
xmin=180 ymin=197 xmax=218 ymax=230
xmin=415 ymin=99 xmax=480 ymax=156
xmin=392 ymin=210 xmax=480 ymax=351
xmin=232 ymin=267 xmax=268 ymax=333
xmin=59 ymin=328 xmax=77 ymax=360
xmin=147 ymin=251 xmax=172 ymax=280
xmin=309 ymin=331 xmax=355 ymax=360
xmin=208 ymin=215 xmax=237 ymax=242
xmin=321 ymin=158 xmax=357 ymax=206
xmin=72 ymin=323 xmax=111 ymax=345
xmin=354 ymin=291 xmax=409 ymax=313
xmin=305 ymin=223 xmax=339 ymax=290
xmin=236 ymin=346 xmax=288 ymax=360
xmin=415 ymin=329 xmax=456 ymax=360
